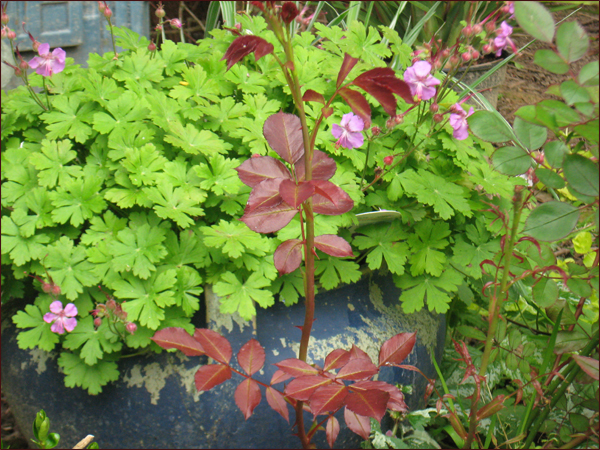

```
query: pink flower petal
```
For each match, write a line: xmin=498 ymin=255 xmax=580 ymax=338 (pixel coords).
xmin=331 ymin=123 xmax=343 ymax=139
xmin=28 ymin=56 xmax=42 ymax=69
xmin=346 ymin=115 xmax=364 ymax=132
xmin=52 ymin=47 xmax=66 ymax=64
xmin=412 ymin=61 xmax=432 ymax=78
xmin=51 ymin=320 xmax=65 ymax=334
xmin=49 ymin=300 xmax=64 ymax=314
xmin=43 ymin=312 xmax=57 ymax=324
xmin=63 ymin=317 xmax=78 ymax=332
xmin=345 ymin=132 xmax=364 ymax=149
xmin=63 ymin=303 xmax=78 ymax=317
xmin=340 ymin=112 xmax=353 ymax=128
xmin=38 ymin=42 xmax=50 ymax=56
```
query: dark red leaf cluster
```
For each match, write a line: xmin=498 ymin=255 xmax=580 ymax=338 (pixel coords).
xmin=235 ymin=111 xmax=355 ymax=274
xmin=221 ymin=35 xmax=274 ymax=71
xmin=280 ymin=2 xmax=299 ymax=24
xmin=333 ymin=55 xmax=415 ymax=127
xmin=152 ymin=327 xmax=416 ymax=448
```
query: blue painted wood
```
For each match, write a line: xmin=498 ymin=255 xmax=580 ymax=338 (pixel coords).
xmin=1 ymin=271 xmax=445 ymax=449
xmin=2 ymin=1 xmax=149 ymax=89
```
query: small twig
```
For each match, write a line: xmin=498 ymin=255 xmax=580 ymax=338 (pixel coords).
xmin=182 ymin=2 xmax=206 ymax=32
xmin=73 ymin=435 xmax=95 ymax=449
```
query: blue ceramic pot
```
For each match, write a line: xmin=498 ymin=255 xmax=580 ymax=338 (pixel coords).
xmin=1 ymin=270 xmax=445 ymax=449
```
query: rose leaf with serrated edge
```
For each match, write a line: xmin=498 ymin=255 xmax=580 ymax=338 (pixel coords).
xmin=326 ymin=416 xmax=340 ymax=448
xmin=240 ymin=202 xmax=298 ymax=234
xmin=237 ymin=338 xmax=266 ymax=376
xmin=245 ymin=178 xmax=284 ymax=213
xmin=263 ymin=111 xmax=304 ymax=164
xmin=378 ymin=332 xmax=416 ymax=366
xmin=337 ymin=53 xmax=360 ymax=88
xmin=314 ymin=235 xmax=354 ymax=258
xmin=284 ymin=375 xmax=333 ymax=401
xmin=302 ymin=89 xmax=325 ymax=104
xmin=151 ymin=327 xmax=205 ymax=356
xmin=235 ymin=378 xmax=262 ymax=420
xmin=345 ymin=388 xmax=389 ymax=422
xmin=194 ymin=364 xmax=232 ymax=391
xmin=193 ymin=328 xmax=232 ymax=364
xmin=266 ymin=386 xmax=290 ymax=422
xmin=275 ymin=358 xmax=319 ymax=377
xmin=274 ymin=239 xmax=303 ymax=275
xmin=338 ymin=87 xmax=372 ymax=128
xmin=309 ymin=384 xmax=348 ymax=417
xmin=295 ymin=150 xmax=337 ymax=182
xmin=324 ymin=349 xmax=351 ymax=371
xmin=279 ymin=179 xmax=315 ymax=208
xmin=236 ymin=156 xmax=291 ymax=188
xmin=336 ymin=359 xmax=379 ymax=380
xmin=344 ymin=407 xmax=371 ymax=440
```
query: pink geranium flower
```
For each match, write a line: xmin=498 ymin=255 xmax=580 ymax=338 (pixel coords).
xmin=332 ymin=112 xmax=365 ymax=149
xmin=403 ymin=61 xmax=441 ymax=101
xmin=449 ymin=104 xmax=475 ymax=140
xmin=493 ymin=21 xmax=517 ymax=56
xmin=28 ymin=43 xmax=66 ymax=77
xmin=43 ymin=301 xmax=78 ymax=334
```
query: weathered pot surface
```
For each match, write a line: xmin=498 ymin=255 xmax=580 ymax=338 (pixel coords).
xmin=1 ymin=270 xmax=445 ymax=449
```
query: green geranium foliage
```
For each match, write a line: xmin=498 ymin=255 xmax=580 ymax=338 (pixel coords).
xmin=1 ymin=18 xmax=527 ymax=394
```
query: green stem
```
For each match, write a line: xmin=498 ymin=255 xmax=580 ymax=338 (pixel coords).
xmin=42 ymin=77 xmax=51 ymax=111
xmin=107 ymin=17 xmax=118 ymax=57
xmin=266 ymin=11 xmax=315 ymax=449
xmin=463 ymin=188 xmax=525 ymax=449
xmin=359 ymin=139 xmax=372 ymax=188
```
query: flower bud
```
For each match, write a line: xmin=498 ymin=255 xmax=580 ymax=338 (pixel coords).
xmin=14 ymin=67 xmax=22 ymax=76
xmin=103 ymin=6 xmax=112 ymax=19
xmin=170 ymin=18 xmax=182 ymax=29
xmin=126 ymin=322 xmax=137 ymax=335
xmin=7 ymin=28 xmax=16 ymax=40
xmin=471 ymin=49 xmax=480 ymax=60
xmin=462 ymin=25 xmax=472 ymax=37
xmin=371 ymin=126 xmax=381 ymax=136
xmin=461 ymin=52 xmax=471 ymax=62
xmin=483 ymin=44 xmax=492 ymax=54
xmin=148 ymin=42 xmax=156 ymax=52
xmin=94 ymin=317 xmax=102 ymax=328
xmin=383 ymin=155 xmax=394 ymax=166
xmin=1 ymin=13 xmax=8 ymax=25
xmin=433 ymin=113 xmax=443 ymax=123
xmin=473 ymin=24 xmax=483 ymax=35
xmin=280 ymin=2 xmax=299 ymax=24
xmin=385 ymin=117 xmax=395 ymax=129
xmin=450 ymin=103 xmax=461 ymax=113
xmin=432 ymin=59 xmax=442 ymax=70
xmin=155 ymin=7 xmax=165 ymax=18
xmin=42 ymin=282 xmax=53 ymax=293
xmin=394 ymin=114 xmax=404 ymax=125
xmin=51 ymin=284 xmax=61 ymax=296
xmin=485 ymin=21 xmax=496 ymax=33
xmin=441 ymin=48 xmax=451 ymax=59
xmin=430 ymin=103 xmax=439 ymax=113
xmin=449 ymin=54 xmax=460 ymax=67
xmin=97 ymin=1 xmax=106 ymax=13
xmin=106 ymin=299 xmax=117 ymax=310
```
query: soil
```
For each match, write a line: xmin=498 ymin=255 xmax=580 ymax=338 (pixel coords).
xmin=1 ymin=4 xmax=598 ymax=450
xmin=496 ymin=4 xmax=599 ymax=124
